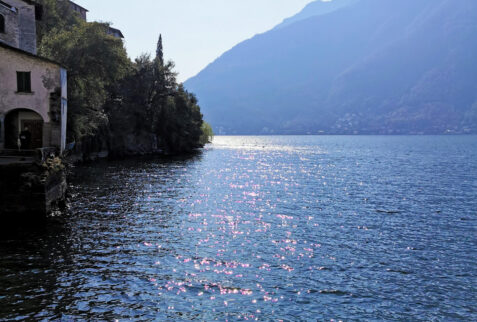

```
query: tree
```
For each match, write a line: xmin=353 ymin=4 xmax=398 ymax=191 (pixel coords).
xmin=200 ymin=122 xmax=214 ymax=144
xmin=36 ymin=0 xmax=82 ymax=43
xmin=156 ymin=34 xmax=164 ymax=66
xmin=159 ymin=85 xmax=203 ymax=152
xmin=107 ymin=54 xmax=204 ymax=154
xmin=36 ymin=2 xmax=209 ymax=156
xmin=39 ymin=22 xmax=131 ymax=140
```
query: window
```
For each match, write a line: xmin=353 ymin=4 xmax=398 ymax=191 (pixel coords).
xmin=17 ymin=72 xmax=31 ymax=93
xmin=35 ymin=5 xmax=43 ymax=21
xmin=0 ymin=14 xmax=5 ymax=33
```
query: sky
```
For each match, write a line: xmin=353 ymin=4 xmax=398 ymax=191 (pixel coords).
xmin=73 ymin=0 xmax=316 ymax=82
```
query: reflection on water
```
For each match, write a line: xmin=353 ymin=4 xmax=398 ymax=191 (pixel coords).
xmin=1 ymin=136 xmax=476 ymax=320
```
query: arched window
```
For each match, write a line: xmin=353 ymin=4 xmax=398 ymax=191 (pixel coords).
xmin=0 ymin=15 xmax=5 ymax=34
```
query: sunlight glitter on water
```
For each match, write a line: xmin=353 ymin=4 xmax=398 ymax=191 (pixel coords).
xmin=1 ymin=136 xmax=476 ymax=320
xmin=212 ymin=136 xmax=328 ymax=155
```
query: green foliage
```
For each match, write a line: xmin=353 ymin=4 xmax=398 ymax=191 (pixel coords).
xmin=36 ymin=3 xmax=208 ymax=155
xmin=200 ymin=122 xmax=214 ymax=144
xmin=41 ymin=156 xmax=65 ymax=175
xmin=159 ymin=85 xmax=203 ymax=153
xmin=39 ymin=22 xmax=131 ymax=139
xmin=36 ymin=0 xmax=82 ymax=43
xmin=107 ymin=55 xmax=204 ymax=154
xmin=156 ymin=34 xmax=164 ymax=66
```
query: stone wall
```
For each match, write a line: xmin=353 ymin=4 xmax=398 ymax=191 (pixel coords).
xmin=0 ymin=160 xmax=67 ymax=218
xmin=0 ymin=2 xmax=20 ymax=49
xmin=0 ymin=0 xmax=37 ymax=54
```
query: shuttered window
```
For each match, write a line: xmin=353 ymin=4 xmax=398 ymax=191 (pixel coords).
xmin=0 ymin=14 xmax=5 ymax=33
xmin=17 ymin=72 xmax=31 ymax=93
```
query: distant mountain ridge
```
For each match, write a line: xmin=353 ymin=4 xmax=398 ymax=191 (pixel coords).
xmin=275 ymin=0 xmax=358 ymax=30
xmin=185 ymin=0 xmax=477 ymax=134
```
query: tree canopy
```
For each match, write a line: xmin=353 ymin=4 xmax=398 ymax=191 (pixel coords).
xmin=35 ymin=0 xmax=211 ymax=155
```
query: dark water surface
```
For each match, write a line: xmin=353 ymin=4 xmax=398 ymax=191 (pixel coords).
xmin=1 ymin=136 xmax=476 ymax=321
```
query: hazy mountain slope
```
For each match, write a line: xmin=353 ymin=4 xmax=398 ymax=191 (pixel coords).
xmin=185 ymin=0 xmax=477 ymax=134
xmin=275 ymin=0 xmax=357 ymax=30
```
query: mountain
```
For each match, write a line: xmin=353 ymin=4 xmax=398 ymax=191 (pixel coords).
xmin=275 ymin=0 xmax=358 ymax=30
xmin=185 ymin=0 xmax=477 ymax=134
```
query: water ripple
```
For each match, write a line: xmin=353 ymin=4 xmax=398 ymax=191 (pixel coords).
xmin=1 ymin=136 xmax=476 ymax=320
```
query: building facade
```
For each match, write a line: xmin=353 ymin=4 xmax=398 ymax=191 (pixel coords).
xmin=68 ymin=0 xmax=124 ymax=39
xmin=107 ymin=26 xmax=124 ymax=39
xmin=68 ymin=0 xmax=87 ymax=21
xmin=0 ymin=0 xmax=37 ymax=54
xmin=0 ymin=0 xmax=67 ymax=152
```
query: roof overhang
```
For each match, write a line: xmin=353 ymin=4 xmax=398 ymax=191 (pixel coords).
xmin=0 ymin=41 xmax=66 ymax=68
xmin=108 ymin=27 xmax=124 ymax=38
xmin=68 ymin=0 xmax=89 ymax=12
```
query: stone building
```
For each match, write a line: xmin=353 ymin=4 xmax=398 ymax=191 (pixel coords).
xmin=0 ymin=0 xmax=67 ymax=152
xmin=68 ymin=0 xmax=124 ymax=39
xmin=68 ymin=0 xmax=87 ymax=21
xmin=0 ymin=0 xmax=37 ymax=54
xmin=107 ymin=26 xmax=124 ymax=39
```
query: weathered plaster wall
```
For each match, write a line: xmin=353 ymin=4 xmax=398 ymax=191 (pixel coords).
xmin=1 ymin=0 xmax=37 ymax=54
xmin=0 ymin=46 xmax=66 ymax=149
xmin=0 ymin=46 xmax=61 ymax=122
xmin=0 ymin=3 xmax=20 ymax=49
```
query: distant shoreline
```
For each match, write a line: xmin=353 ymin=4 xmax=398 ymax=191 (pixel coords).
xmin=210 ymin=133 xmax=477 ymax=137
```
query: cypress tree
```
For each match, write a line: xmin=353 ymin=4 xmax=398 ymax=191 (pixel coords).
xmin=156 ymin=34 xmax=164 ymax=65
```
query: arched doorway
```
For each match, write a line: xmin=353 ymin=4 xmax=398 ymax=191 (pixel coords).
xmin=4 ymin=109 xmax=44 ymax=150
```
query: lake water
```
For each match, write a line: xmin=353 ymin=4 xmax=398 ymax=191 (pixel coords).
xmin=1 ymin=136 xmax=476 ymax=321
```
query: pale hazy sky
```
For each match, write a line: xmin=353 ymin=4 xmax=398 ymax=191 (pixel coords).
xmin=74 ymin=0 xmax=315 ymax=82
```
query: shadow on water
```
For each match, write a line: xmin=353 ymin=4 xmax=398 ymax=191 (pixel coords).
xmin=0 ymin=152 xmax=204 ymax=320
xmin=0 ymin=215 xmax=74 ymax=319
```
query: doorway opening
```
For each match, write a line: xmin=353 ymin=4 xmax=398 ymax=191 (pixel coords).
xmin=4 ymin=109 xmax=44 ymax=150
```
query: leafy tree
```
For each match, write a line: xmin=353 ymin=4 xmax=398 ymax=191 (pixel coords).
xmin=107 ymin=53 xmax=204 ymax=154
xmin=36 ymin=4 xmax=209 ymax=156
xmin=158 ymin=85 xmax=203 ymax=152
xmin=39 ymin=22 xmax=131 ymax=140
xmin=36 ymin=0 xmax=82 ymax=43
xmin=200 ymin=122 xmax=214 ymax=144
